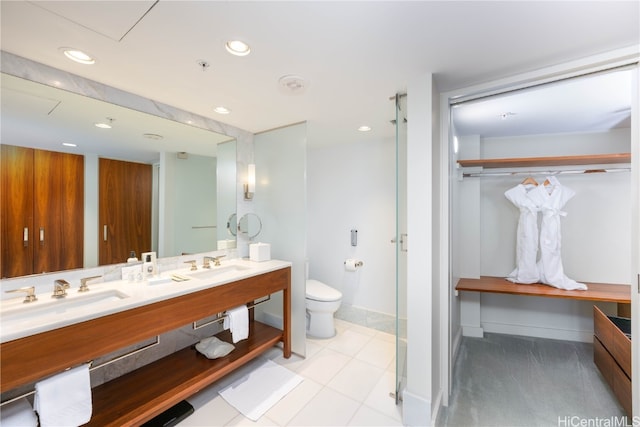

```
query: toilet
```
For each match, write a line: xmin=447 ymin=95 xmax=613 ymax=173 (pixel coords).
xmin=305 ymin=279 xmax=342 ymax=338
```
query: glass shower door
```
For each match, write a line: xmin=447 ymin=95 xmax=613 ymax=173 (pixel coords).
xmin=395 ymin=93 xmax=408 ymax=404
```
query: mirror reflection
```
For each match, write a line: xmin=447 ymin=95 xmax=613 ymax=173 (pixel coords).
xmin=0 ymin=73 xmax=237 ymax=278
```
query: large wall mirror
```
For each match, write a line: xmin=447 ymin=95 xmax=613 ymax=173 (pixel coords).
xmin=1 ymin=69 xmax=238 ymax=278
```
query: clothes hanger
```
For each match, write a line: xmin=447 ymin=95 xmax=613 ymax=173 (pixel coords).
xmin=521 ymin=177 xmax=538 ymax=186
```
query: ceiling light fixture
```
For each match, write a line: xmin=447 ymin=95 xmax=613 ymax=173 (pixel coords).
xmin=358 ymin=125 xmax=372 ymax=132
xmin=214 ymin=106 xmax=231 ymax=115
xmin=95 ymin=117 xmax=115 ymax=129
xmin=62 ymin=142 xmax=77 ymax=147
xmin=225 ymin=40 xmax=251 ymax=56
xmin=59 ymin=47 xmax=96 ymax=65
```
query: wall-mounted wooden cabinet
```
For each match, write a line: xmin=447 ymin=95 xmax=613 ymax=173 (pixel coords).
xmin=1 ymin=145 xmax=84 ymax=278
xmin=99 ymin=158 xmax=152 ymax=265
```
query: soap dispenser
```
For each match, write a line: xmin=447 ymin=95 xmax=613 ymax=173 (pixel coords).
xmin=127 ymin=251 xmax=138 ymax=263
xmin=143 ymin=254 xmax=154 ymax=278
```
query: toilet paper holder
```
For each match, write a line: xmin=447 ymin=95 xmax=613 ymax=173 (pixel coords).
xmin=344 ymin=260 xmax=363 ymax=267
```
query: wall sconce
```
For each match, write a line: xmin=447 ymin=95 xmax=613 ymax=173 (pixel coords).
xmin=244 ymin=163 xmax=255 ymax=200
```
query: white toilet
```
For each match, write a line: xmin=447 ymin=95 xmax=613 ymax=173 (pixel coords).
xmin=305 ymin=278 xmax=342 ymax=339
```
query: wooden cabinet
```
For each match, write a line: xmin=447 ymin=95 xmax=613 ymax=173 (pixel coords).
xmin=99 ymin=158 xmax=152 ymax=265
xmin=593 ymin=306 xmax=632 ymax=416
xmin=1 ymin=145 xmax=84 ymax=278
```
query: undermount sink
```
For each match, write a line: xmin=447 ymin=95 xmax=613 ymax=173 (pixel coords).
xmin=1 ymin=289 xmax=130 ymax=324
xmin=187 ymin=264 xmax=251 ymax=281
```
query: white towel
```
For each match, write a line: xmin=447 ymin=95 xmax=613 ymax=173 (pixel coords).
xmin=34 ymin=364 xmax=92 ymax=427
xmin=223 ymin=305 xmax=249 ymax=343
xmin=0 ymin=398 xmax=38 ymax=427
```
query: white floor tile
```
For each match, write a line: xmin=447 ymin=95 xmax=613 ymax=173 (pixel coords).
xmin=363 ymin=371 xmax=403 ymax=422
xmin=265 ymin=378 xmax=323 ymax=426
xmin=355 ymin=337 xmax=396 ymax=370
xmin=286 ymin=387 xmax=360 ymax=426
xmin=296 ymin=347 xmax=351 ymax=385
xmin=182 ymin=394 xmax=239 ymax=426
xmin=348 ymin=404 xmax=404 ymax=426
xmin=225 ymin=413 xmax=281 ymax=426
xmin=326 ymin=358 xmax=385 ymax=402
xmin=327 ymin=329 xmax=373 ymax=357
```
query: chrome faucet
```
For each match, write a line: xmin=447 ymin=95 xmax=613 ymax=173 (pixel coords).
xmin=52 ymin=279 xmax=70 ymax=298
xmin=79 ymin=275 xmax=101 ymax=293
xmin=6 ymin=286 xmax=37 ymax=303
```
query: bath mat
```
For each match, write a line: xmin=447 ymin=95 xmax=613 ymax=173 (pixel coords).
xmin=218 ymin=358 xmax=303 ymax=421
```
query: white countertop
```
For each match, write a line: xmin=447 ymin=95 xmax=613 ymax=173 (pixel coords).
xmin=0 ymin=259 xmax=291 ymax=343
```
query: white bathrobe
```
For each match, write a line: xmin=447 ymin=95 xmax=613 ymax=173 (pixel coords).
xmin=528 ymin=176 xmax=587 ymax=290
xmin=504 ymin=183 xmax=541 ymax=284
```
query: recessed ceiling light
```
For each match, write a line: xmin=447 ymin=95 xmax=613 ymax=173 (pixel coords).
xmin=358 ymin=125 xmax=372 ymax=132
xmin=62 ymin=142 xmax=77 ymax=147
xmin=95 ymin=117 xmax=114 ymax=129
xmin=143 ymin=133 xmax=163 ymax=140
xmin=59 ymin=47 xmax=96 ymax=65
xmin=214 ymin=106 xmax=231 ymax=115
xmin=225 ymin=40 xmax=250 ymax=56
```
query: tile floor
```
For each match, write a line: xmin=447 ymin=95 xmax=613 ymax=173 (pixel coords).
xmin=181 ymin=319 xmax=403 ymax=426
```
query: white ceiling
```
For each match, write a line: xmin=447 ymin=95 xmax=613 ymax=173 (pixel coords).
xmin=1 ymin=0 xmax=638 ymax=156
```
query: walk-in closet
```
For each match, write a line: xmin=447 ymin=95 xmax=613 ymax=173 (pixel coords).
xmin=448 ymin=63 xmax=636 ymax=423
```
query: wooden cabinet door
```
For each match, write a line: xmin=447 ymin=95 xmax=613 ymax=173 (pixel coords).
xmin=1 ymin=145 xmax=83 ymax=277
xmin=1 ymin=145 xmax=35 ymax=278
xmin=33 ymin=149 xmax=84 ymax=273
xmin=99 ymin=158 xmax=152 ymax=265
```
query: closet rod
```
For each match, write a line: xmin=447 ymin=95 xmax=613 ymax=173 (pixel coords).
xmin=462 ymin=168 xmax=630 ymax=178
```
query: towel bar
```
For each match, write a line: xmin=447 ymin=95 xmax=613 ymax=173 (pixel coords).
xmin=192 ymin=296 xmax=271 ymax=330
xmin=0 ymin=335 xmax=160 ymax=407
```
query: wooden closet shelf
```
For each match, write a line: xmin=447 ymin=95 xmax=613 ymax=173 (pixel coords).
xmin=85 ymin=321 xmax=283 ymax=427
xmin=457 ymin=153 xmax=631 ymax=169
xmin=456 ymin=276 xmax=631 ymax=303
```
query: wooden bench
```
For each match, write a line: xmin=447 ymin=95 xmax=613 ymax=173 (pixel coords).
xmin=456 ymin=276 xmax=631 ymax=304
xmin=455 ymin=276 xmax=631 ymax=339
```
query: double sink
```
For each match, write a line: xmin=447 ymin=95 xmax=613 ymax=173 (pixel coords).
xmin=0 ymin=260 xmax=263 ymax=343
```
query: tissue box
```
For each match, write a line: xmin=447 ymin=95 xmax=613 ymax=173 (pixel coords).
xmin=249 ymin=243 xmax=271 ymax=262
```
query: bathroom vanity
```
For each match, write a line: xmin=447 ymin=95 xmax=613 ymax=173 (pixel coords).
xmin=0 ymin=262 xmax=291 ymax=426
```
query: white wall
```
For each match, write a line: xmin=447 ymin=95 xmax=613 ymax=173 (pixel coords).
xmin=307 ymin=137 xmax=396 ymax=316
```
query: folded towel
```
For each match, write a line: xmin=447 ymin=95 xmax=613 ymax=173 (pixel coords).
xmin=35 ymin=364 xmax=92 ymax=427
xmin=196 ymin=336 xmax=235 ymax=359
xmin=1 ymin=398 xmax=38 ymax=427
xmin=223 ymin=305 xmax=249 ymax=343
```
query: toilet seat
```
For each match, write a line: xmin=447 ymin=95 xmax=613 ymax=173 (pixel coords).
xmin=306 ymin=279 xmax=341 ymax=302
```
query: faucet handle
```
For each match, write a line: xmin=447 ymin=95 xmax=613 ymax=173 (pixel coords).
xmin=213 ymin=255 xmax=226 ymax=266
xmin=52 ymin=279 xmax=70 ymax=298
xmin=184 ymin=260 xmax=198 ymax=271
xmin=79 ymin=275 xmax=101 ymax=292
xmin=6 ymin=286 xmax=37 ymax=303
xmin=202 ymin=256 xmax=213 ymax=269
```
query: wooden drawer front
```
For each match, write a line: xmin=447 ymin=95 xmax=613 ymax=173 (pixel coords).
xmin=593 ymin=306 xmax=612 ymax=346
xmin=593 ymin=306 xmax=631 ymax=377
xmin=593 ymin=337 xmax=613 ymax=385
xmin=612 ymin=361 xmax=632 ymax=417
xmin=611 ymin=329 xmax=631 ymax=378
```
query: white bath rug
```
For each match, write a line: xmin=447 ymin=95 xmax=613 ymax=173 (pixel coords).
xmin=218 ymin=358 xmax=303 ymax=421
